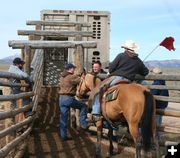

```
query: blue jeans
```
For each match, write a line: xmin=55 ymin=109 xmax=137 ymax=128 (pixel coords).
xmin=59 ymin=95 xmax=87 ymax=139
xmin=156 ymin=115 xmax=162 ymax=140
xmin=92 ymin=76 xmax=130 ymax=114
xmin=23 ymin=99 xmax=33 ymax=117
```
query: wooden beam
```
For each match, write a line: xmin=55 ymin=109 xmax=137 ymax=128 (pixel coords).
xmin=158 ymin=125 xmax=180 ymax=134
xmin=154 ymin=95 xmax=180 ymax=103
xmin=156 ymin=109 xmax=180 ymax=117
xmin=18 ymin=30 xmax=93 ymax=37
xmin=0 ymin=71 xmax=28 ymax=80
xmin=26 ymin=20 xmax=91 ymax=27
xmin=0 ymin=92 xmax=34 ymax=101
xmin=0 ymin=116 xmax=33 ymax=138
xmin=0 ymin=126 xmax=32 ymax=158
xmin=99 ymin=73 xmax=180 ymax=81
xmin=8 ymin=40 xmax=97 ymax=49
xmin=0 ymin=80 xmax=29 ymax=87
xmin=145 ymin=84 xmax=180 ymax=90
xmin=136 ymin=74 xmax=180 ymax=81
xmin=0 ymin=105 xmax=33 ymax=120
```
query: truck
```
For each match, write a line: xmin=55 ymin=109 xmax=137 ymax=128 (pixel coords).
xmin=40 ymin=10 xmax=110 ymax=85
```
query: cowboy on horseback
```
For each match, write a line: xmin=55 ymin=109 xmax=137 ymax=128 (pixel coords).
xmin=89 ymin=40 xmax=149 ymax=121
xmin=77 ymin=42 xmax=158 ymax=157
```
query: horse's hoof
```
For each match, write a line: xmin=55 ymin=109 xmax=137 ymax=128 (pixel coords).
xmin=106 ymin=149 xmax=119 ymax=157
xmin=94 ymin=154 xmax=100 ymax=158
xmin=106 ymin=152 xmax=110 ymax=158
xmin=112 ymin=149 xmax=120 ymax=155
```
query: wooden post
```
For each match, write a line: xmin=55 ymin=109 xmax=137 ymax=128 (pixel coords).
xmin=16 ymin=80 xmax=28 ymax=122
xmin=35 ymin=24 xmax=42 ymax=40
xmin=24 ymin=46 xmax=31 ymax=74
xmin=30 ymin=24 xmax=42 ymax=61
xmin=73 ymin=24 xmax=84 ymax=74
xmin=21 ymin=49 xmax=25 ymax=61
xmin=28 ymin=35 xmax=34 ymax=63
xmin=73 ymin=24 xmax=83 ymax=128
xmin=16 ymin=99 xmax=24 ymax=122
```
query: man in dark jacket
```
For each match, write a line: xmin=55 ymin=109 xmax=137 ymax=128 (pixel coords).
xmin=59 ymin=63 xmax=88 ymax=141
xmin=91 ymin=40 xmax=149 ymax=119
xmin=109 ymin=40 xmax=149 ymax=84
xmin=151 ymin=68 xmax=169 ymax=139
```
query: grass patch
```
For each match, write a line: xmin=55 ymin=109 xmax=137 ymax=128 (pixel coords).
xmin=0 ymin=64 xmax=10 ymax=71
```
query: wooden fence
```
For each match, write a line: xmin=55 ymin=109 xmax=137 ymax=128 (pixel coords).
xmin=141 ymin=74 xmax=180 ymax=134
xmin=96 ymin=73 xmax=180 ymax=135
xmin=0 ymin=49 xmax=43 ymax=158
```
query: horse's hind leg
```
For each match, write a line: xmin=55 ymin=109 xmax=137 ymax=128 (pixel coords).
xmin=128 ymin=123 xmax=141 ymax=158
xmin=135 ymin=138 xmax=142 ymax=158
xmin=94 ymin=120 xmax=103 ymax=158
xmin=106 ymin=125 xmax=114 ymax=157
xmin=152 ymin=137 xmax=160 ymax=158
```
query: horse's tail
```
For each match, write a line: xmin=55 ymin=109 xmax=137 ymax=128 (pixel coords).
xmin=141 ymin=90 xmax=154 ymax=151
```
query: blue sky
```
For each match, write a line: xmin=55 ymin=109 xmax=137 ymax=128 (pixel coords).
xmin=0 ymin=0 xmax=179 ymax=61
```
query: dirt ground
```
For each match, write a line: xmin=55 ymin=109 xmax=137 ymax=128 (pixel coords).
xmin=27 ymin=129 xmax=134 ymax=158
xmin=26 ymin=102 xmax=180 ymax=158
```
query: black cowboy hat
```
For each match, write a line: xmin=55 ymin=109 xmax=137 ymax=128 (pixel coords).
xmin=13 ymin=57 xmax=25 ymax=65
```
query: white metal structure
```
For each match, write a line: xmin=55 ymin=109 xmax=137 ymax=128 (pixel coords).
xmin=41 ymin=10 xmax=110 ymax=70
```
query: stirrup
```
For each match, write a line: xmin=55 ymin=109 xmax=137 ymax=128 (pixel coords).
xmin=86 ymin=114 xmax=102 ymax=123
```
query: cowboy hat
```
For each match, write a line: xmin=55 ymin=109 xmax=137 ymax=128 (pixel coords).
xmin=152 ymin=67 xmax=162 ymax=74
xmin=13 ymin=57 xmax=25 ymax=65
xmin=121 ymin=40 xmax=139 ymax=53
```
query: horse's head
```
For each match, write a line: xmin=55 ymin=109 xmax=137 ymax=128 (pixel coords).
xmin=76 ymin=72 xmax=101 ymax=98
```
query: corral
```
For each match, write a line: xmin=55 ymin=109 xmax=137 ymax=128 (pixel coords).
xmin=0 ymin=10 xmax=180 ymax=158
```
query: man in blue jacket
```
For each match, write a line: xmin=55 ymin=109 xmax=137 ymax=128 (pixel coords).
xmin=151 ymin=68 xmax=169 ymax=139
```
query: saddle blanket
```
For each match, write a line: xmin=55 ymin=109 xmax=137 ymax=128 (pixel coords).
xmin=105 ymin=89 xmax=119 ymax=102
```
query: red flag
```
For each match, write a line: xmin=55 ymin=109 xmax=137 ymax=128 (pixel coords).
xmin=159 ymin=37 xmax=175 ymax=51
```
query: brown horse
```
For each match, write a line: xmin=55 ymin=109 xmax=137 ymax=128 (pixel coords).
xmin=77 ymin=73 xmax=160 ymax=158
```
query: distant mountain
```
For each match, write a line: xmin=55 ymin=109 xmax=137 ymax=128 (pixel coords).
xmin=145 ymin=59 xmax=180 ymax=68
xmin=0 ymin=54 xmax=180 ymax=68
xmin=0 ymin=54 xmax=20 ymax=64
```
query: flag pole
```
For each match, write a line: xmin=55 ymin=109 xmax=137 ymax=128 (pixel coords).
xmin=143 ymin=45 xmax=159 ymax=62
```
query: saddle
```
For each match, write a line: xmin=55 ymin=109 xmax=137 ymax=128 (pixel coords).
xmin=104 ymin=80 xmax=129 ymax=102
xmin=100 ymin=80 xmax=129 ymax=128
xmin=88 ymin=76 xmax=115 ymax=108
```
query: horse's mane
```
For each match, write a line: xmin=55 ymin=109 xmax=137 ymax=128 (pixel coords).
xmin=85 ymin=73 xmax=100 ymax=88
xmin=93 ymin=74 xmax=98 ymax=87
